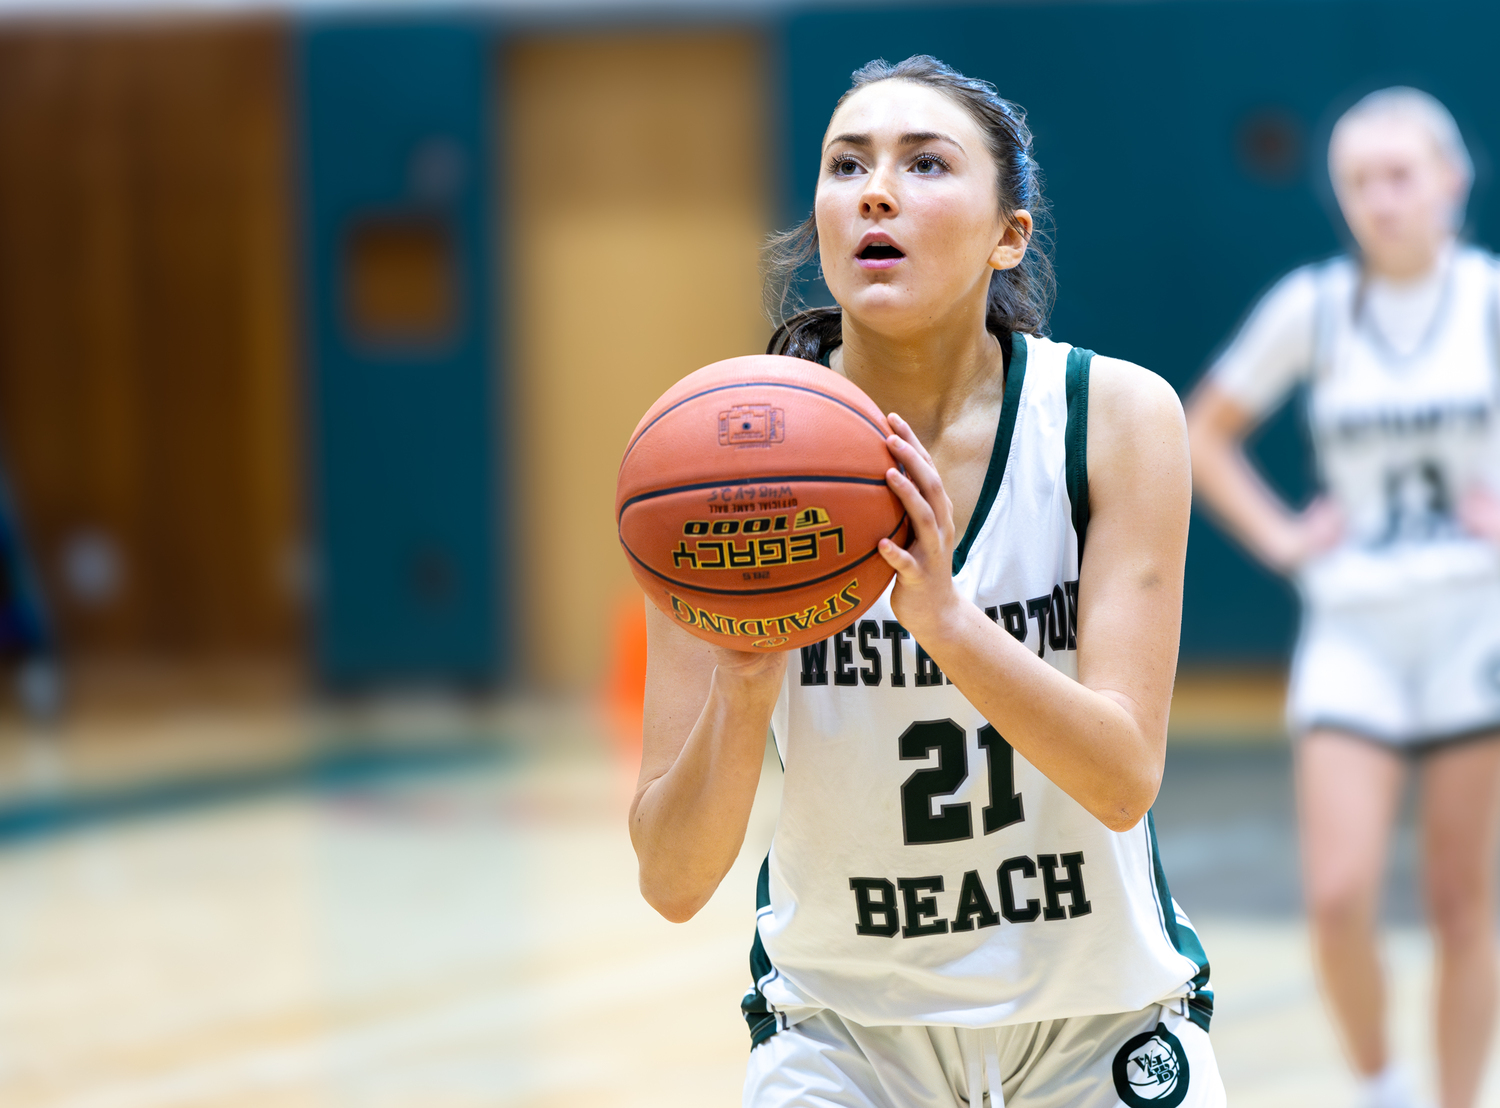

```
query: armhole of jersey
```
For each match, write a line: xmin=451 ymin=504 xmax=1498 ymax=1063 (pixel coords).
xmin=1147 ymin=812 xmax=1215 ymax=1031
xmin=952 ymin=332 xmax=1027 ymax=574
xmin=742 ymin=853 xmax=780 ymax=1047
xmin=1064 ymin=347 xmax=1094 ymax=562
xmin=1311 ymin=259 xmax=1338 ymax=382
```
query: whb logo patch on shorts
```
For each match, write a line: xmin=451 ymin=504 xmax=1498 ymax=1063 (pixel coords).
xmin=1112 ymin=1023 xmax=1189 ymax=1107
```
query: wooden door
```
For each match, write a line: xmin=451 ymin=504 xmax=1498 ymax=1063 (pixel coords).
xmin=0 ymin=21 xmax=302 ymax=661
xmin=506 ymin=30 xmax=770 ymax=690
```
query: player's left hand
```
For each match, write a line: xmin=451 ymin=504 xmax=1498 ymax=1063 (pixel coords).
xmin=878 ymin=413 xmax=963 ymax=642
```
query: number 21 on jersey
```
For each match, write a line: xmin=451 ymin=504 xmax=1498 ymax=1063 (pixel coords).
xmin=900 ymin=718 xmax=1024 ymax=845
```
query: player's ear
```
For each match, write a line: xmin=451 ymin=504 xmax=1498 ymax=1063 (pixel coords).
xmin=988 ymin=210 xmax=1032 ymax=272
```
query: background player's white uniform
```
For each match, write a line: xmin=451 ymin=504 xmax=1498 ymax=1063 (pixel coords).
xmin=1211 ymin=245 xmax=1500 ymax=747
xmin=742 ymin=334 xmax=1224 ymax=1107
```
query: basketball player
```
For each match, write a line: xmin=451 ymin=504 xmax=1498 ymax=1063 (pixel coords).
xmin=632 ymin=56 xmax=1224 ymax=1106
xmin=1188 ymin=89 xmax=1500 ymax=1108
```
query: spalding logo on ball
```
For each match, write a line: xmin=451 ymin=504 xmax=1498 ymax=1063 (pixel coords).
xmin=616 ymin=355 xmax=910 ymax=651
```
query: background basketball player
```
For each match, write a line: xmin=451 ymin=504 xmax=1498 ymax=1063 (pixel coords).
xmin=1188 ymin=89 xmax=1500 ymax=1108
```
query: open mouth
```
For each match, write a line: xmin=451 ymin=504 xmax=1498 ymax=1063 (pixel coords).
xmin=857 ymin=243 xmax=905 ymax=260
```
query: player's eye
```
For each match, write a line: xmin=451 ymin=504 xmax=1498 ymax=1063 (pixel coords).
xmin=911 ymin=153 xmax=949 ymax=175
xmin=827 ymin=155 xmax=863 ymax=177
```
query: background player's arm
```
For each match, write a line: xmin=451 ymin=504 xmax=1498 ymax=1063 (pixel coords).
xmin=879 ymin=359 xmax=1188 ymax=832
xmin=1186 ymin=383 xmax=1342 ymax=572
xmin=629 ymin=605 xmax=786 ymax=922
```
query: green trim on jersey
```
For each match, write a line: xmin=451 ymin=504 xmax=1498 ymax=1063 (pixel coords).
xmin=1064 ymin=348 xmax=1094 ymax=560
xmin=741 ymin=855 xmax=780 ymax=1047
xmin=952 ymin=333 xmax=1028 ymax=574
xmin=1147 ymin=812 xmax=1214 ymax=1031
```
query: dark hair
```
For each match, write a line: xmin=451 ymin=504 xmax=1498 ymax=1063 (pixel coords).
xmin=764 ymin=55 xmax=1055 ymax=361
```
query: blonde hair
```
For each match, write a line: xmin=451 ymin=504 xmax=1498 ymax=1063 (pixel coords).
xmin=1330 ymin=87 xmax=1474 ymax=220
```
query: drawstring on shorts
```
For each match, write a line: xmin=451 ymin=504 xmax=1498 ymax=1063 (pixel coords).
xmin=960 ymin=1028 xmax=1005 ymax=1107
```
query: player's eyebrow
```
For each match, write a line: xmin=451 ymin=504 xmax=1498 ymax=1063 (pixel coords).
xmin=899 ymin=131 xmax=964 ymax=150
xmin=825 ymin=131 xmax=965 ymax=151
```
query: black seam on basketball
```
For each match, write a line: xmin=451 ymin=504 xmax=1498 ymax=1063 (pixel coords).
xmin=621 ymin=380 xmax=891 ymax=464
xmin=617 ymin=474 xmax=891 ymax=522
xmin=621 ymin=513 xmax=907 ymax=598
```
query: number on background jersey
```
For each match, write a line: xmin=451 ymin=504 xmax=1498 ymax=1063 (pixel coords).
xmin=1378 ymin=458 xmax=1454 ymax=545
xmin=899 ymin=718 xmax=1025 ymax=845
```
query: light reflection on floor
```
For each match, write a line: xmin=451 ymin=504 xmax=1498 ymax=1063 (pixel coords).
xmin=0 ymin=700 xmax=1490 ymax=1107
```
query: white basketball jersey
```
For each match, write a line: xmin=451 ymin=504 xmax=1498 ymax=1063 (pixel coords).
xmin=1300 ymin=247 xmax=1500 ymax=605
xmin=742 ymin=334 xmax=1210 ymax=1045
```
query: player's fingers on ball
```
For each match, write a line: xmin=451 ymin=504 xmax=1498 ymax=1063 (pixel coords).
xmin=878 ymin=537 xmax=918 ymax=575
xmin=887 ymin=468 xmax=940 ymax=538
xmin=887 ymin=414 xmax=935 ymax=466
xmin=928 ymin=489 xmax=955 ymax=535
xmin=886 ymin=435 xmax=942 ymax=495
xmin=902 ymin=451 xmax=948 ymax=513
xmin=939 ymin=494 xmax=957 ymax=545
xmin=885 ymin=419 xmax=931 ymax=469
xmin=885 ymin=432 xmax=918 ymax=468
xmin=890 ymin=430 xmax=937 ymax=477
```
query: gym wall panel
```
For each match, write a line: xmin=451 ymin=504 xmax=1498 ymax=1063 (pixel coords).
xmin=0 ymin=22 xmax=302 ymax=658
xmin=778 ymin=0 xmax=1500 ymax=661
xmin=505 ymin=30 xmax=770 ymax=690
xmin=301 ymin=22 xmax=501 ymax=687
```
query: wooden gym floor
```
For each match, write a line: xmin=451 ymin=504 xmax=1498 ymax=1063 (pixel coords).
xmin=0 ymin=674 xmax=1493 ymax=1107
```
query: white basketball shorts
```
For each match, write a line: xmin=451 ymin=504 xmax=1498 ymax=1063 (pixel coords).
xmin=1288 ymin=575 xmax=1500 ymax=749
xmin=744 ymin=1000 xmax=1223 ymax=1108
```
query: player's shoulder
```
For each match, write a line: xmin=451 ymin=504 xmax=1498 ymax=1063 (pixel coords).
xmin=1076 ymin=353 xmax=1190 ymax=521
xmin=1083 ymin=353 xmax=1185 ymax=443
xmin=1455 ymin=242 xmax=1500 ymax=278
xmin=1018 ymin=333 xmax=1182 ymax=436
xmin=1260 ymin=254 xmax=1352 ymax=309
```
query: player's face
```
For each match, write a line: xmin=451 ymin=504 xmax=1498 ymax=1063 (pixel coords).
xmin=1330 ymin=117 xmax=1464 ymax=278
xmin=815 ymin=81 xmax=1025 ymax=339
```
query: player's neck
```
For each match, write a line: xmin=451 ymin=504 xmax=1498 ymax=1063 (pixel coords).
xmin=1365 ymin=235 xmax=1455 ymax=285
xmin=832 ymin=314 xmax=1005 ymax=441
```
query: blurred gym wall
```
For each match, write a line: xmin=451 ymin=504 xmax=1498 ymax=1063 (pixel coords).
xmin=0 ymin=0 xmax=1492 ymax=695
xmin=300 ymin=22 xmax=501 ymax=689
xmin=777 ymin=0 xmax=1500 ymax=662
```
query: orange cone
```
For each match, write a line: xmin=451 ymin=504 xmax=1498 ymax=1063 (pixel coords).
xmin=598 ymin=590 xmax=648 ymax=763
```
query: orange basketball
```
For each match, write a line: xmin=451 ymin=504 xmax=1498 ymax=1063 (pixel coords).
xmin=616 ymin=354 xmax=909 ymax=652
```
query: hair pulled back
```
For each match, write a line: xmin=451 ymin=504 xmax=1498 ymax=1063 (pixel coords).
xmin=764 ymin=55 xmax=1055 ymax=362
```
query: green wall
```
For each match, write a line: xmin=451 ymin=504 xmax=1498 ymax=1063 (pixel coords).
xmin=779 ymin=0 xmax=1500 ymax=660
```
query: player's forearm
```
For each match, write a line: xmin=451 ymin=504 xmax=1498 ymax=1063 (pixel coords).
xmin=630 ymin=669 xmax=777 ymax=922
xmin=918 ymin=601 xmax=1162 ymax=832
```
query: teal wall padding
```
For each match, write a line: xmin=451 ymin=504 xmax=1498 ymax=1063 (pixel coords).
xmin=299 ymin=21 xmax=503 ymax=686
xmin=779 ymin=0 xmax=1500 ymax=660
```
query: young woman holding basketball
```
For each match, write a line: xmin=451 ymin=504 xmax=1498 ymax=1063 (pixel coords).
xmin=1189 ymin=89 xmax=1500 ymax=1108
xmin=632 ymin=56 xmax=1224 ymax=1107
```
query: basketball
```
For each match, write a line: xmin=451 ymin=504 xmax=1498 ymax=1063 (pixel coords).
xmin=616 ymin=354 xmax=909 ymax=652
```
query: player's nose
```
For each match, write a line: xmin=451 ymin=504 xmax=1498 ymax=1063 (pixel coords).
xmin=860 ymin=166 xmax=899 ymax=217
